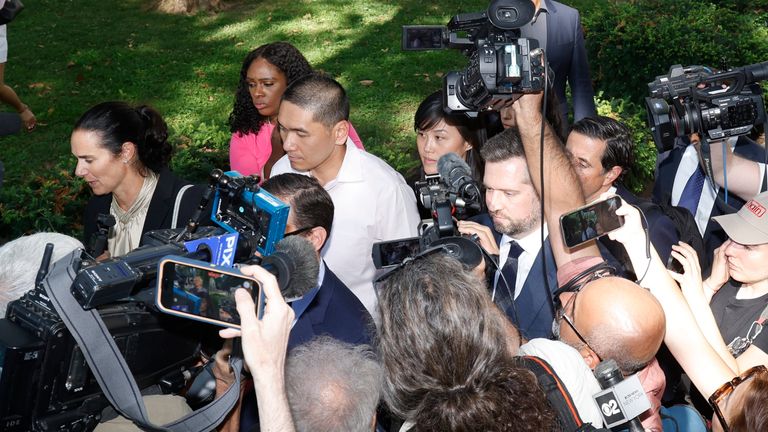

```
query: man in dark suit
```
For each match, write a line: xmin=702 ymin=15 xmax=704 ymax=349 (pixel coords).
xmin=521 ymin=0 xmax=596 ymax=128
xmin=261 ymin=173 xmax=374 ymax=349
xmin=566 ymin=116 xmax=679 ymax=270
xmin=237 ymin=173 xmax=374 ymax=431
xmin=653 ymin=135 xmax=766 ymax=258
xmin=457 ymin=126 xmax=567 ymax=340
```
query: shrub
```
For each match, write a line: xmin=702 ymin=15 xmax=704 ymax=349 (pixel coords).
xmin=584 ymin=0 xmax=768 ymax=104
xmin=0 ymin=158 xmax=90 ymax=239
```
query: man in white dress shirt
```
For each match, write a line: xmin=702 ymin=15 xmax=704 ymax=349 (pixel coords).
xmin=270 ymin=73 xmax=420 ymax=317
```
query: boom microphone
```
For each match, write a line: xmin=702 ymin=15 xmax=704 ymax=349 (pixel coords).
xmin=262 ymin=235 xmax=319 ymax=300
xmin=437 ymin=153 xmax=482 ymax=209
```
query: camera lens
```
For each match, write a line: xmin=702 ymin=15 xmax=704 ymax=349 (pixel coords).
xmin=496 ymin=7 xmax=519 ymax=22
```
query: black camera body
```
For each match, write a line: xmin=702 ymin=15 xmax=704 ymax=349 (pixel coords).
xmin=403 ymin=0 xmax=546 ymax=114
xmin=0 ymin=261 xmax=201 ymax=432
xmin=0 ymin=169 xmax=289 ymax=431
xmin=645 ymin=62 xmax=768 ymax=152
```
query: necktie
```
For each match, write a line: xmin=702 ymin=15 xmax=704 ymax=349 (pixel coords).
xmin=495 ymin=240 xmax=524 ymax=318
xmin=678 ymin=166 xmax=706 ymax=217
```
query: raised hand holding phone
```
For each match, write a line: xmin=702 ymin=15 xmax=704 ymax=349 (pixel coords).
xmin=219 ymin=265 xmax=296 ymax=432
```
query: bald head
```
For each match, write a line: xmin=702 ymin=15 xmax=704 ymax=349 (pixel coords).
xmin=561 ymin=277 xmax=665 ymax=373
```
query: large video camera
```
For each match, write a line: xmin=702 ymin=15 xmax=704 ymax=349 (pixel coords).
xmin=0 ymin=169 xmax=288 ymax=432
xmin=645 ymin=61 xmax=768 ymax=152
xmin=402 ymin=0 xmax=546 ymax=114
xmin=372 ymin=153 xmax=484 ymax=271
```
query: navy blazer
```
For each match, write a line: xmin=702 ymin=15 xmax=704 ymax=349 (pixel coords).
xmin=542 ymin=0 xmax=596 ymax=124
xmin=240 ymin=264 xmax=374 ymax=432
xmin=82 ymin=168 xmax=205 ymax=247
xmin=473 ymin=213 xmax=560 ymax=340
xmin=287 ymin=264 xmax=374 ymax=349
xmin=653 ymin=137 xmax=765 ymax=257
xmin=473 ymin=213 xmax=625 ymax=339
xmin=612 ymin=184 xmax=679 ymax=270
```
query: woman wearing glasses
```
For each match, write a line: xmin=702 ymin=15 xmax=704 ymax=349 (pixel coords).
xmin=608 ymin=195 xmax=768 ymax=432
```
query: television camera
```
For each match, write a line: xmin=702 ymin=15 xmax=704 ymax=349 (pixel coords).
xmin=402 ymin=0 xmax=547 ymax=114
xmin=0 ymin=169 xmax=288 ymax=432
xmin=645 ymin=61 xmax=768 ymax=153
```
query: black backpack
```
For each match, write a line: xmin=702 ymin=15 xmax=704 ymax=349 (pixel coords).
xmin=517 ymin=356 xmax=609 ymax=432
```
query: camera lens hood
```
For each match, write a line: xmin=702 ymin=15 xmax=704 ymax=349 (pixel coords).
xmin=430 ymin=235 xmax=483 ymax=269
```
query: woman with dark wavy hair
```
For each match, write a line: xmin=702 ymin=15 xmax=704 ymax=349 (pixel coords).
xmin=72 ymin=102 xmax=204 ymax=258
xmin=228 ymin=42 xmax=364 ymax=179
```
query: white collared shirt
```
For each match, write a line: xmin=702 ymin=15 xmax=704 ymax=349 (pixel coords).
xmin=496 ymin=224 xmax=548 ymax=300
xmin=271 ymin=139 xmax=421 ymax=318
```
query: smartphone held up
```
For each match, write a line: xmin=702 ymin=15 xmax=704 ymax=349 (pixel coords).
xmin=156 ymin=256 xmax=265 ymax=330
xmin=560 ymin=196 xmax=624 ymax=248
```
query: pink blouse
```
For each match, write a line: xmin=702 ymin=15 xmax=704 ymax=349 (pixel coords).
xmin=229 ymin=122 xmax=365 ymax=178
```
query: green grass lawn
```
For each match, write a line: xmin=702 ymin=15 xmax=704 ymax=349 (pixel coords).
xmin=0 ymin=0 xmax=495 ymax=237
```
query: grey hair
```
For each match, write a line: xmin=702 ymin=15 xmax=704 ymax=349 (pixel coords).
xmin=587 ymin=323 xmax=650 ymax=375
xmin=285 ymin=336 xmax=382 ymax=432
xmin=0 ymin=233 xmax=83 ymax=318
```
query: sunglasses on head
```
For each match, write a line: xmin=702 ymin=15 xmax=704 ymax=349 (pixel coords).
xmin=709 ymin=365 xmax=767 ymax=432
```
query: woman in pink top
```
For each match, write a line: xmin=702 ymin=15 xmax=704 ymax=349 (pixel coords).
xmin=228 ymin=42 xmax=363 ymax=180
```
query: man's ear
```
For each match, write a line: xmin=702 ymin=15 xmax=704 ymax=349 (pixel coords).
xmin=579 ymin=346 xmax=601 ymax=370
xmin=602 ymin=165 xmax=623 ymax=187
xmin=304 ymin=226 xmax=328 ymax=253
xmin=331 ymin=120 xmax=349 ymax=146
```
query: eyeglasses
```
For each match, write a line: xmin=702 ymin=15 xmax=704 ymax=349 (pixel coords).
xmin=709 ymin=365 xmax=767 ymax=432
xmin=551 ymin=262 xmax=616 ymax=364
xmin=554 ymin=291 xmax=604 ymax=363
xmin=284 ymin=226 xmax=314 ymax=237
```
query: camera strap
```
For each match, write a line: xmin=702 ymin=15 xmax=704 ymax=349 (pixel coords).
xmin=43 ymin=249 xmax=243 ymax=432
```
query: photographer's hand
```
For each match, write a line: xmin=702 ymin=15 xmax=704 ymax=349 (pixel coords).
xmin=668 ymin=242 xmax=705 ymax=300
xmin=704 ymin=241 xmax=730 ymax=301
xmin=219 ymin=265 xmax=296 ymax=432
xmin=457 ymin=220 xmax=500 ymax=255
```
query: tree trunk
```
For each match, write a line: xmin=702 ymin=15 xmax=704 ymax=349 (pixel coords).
xmin=154 ymin=0 xmax=221 ymax=14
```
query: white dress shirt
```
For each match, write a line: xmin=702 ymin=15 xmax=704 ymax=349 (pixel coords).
xmin=271 ymin=140 xmax=420 ymax=318
xmin=496 ymin=224 xmax=548 ymax=300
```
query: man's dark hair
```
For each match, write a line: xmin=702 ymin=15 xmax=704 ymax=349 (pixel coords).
xmin=479 ymin=125 xmax=525 ymax=163
xmin=570 ymin=116 xmax=635 ymax=182
xmin=377 ymin=253 xmax=554 ymax=431
xmin=261 ymin=173 xmax=334 ymax=238
xmin=282 ymin=73 xmax=350 ymax=128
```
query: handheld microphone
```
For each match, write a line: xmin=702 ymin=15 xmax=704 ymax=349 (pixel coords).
xmin=262 ymin=235 xmax=319 ymax=300
xmin=593 ymin=359 xmax=649 ymax=431
xmin=437 ymin=153 xmax=482 ymax=210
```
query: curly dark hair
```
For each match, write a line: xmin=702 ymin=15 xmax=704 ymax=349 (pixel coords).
xmin=228 ymin=42 xmax=313 ymax=135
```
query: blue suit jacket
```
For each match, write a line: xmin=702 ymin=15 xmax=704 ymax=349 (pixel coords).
xmin=542 ymin=0 xmax=596 ymax=124
xmin=653 ymin=136 xmax=765 ymax=257
xmin=610 ymin=184 xmax=679 ymax=269
xmin=473 ymin=214 xmax=560 ymax=340
xmin=240 ymin=264 xmax=374 ymax=432
xmin=287 ymin=265 xmax=374 ymax=349
xmin=474 ymin=213 xmax=624 ymax=340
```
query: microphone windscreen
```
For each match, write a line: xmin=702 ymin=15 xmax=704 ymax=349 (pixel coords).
xmin=272 ymin=235 xmax=319 ymax=299
xmin=437 ymin=152 xmax=472 ymax=189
